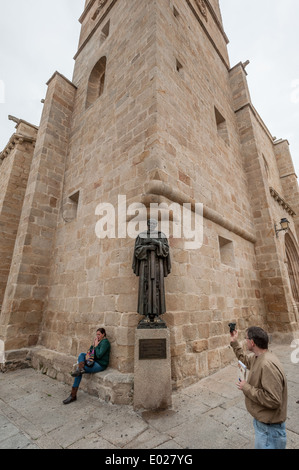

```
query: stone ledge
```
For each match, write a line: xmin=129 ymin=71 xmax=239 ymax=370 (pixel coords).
xmin=269 ymin=187 xmax=296 ymax=217
xmin=3 ymin=348 xmax=31 ymax=371
xmin=4 ymin=347 xmax=134 ymax=406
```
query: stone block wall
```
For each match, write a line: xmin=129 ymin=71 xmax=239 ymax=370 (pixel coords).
xmin=0 ymin=122 xmax=37 ymax=330
xmin=1 ymin=0 xmax=298 ymax=394
xmin=0 ymin=73 xmax=77 ymax=350
xmin=38 ymin=0 xmax=160 ymax=373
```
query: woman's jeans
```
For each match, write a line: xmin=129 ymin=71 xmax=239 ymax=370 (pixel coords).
xmin=73 ymin=353 xmax=105 ymax=388
xmin=253 ymin=419 xmax=287 ymax=449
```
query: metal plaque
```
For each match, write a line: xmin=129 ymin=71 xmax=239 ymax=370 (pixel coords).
xmin=139 ymin=339 xmax=167 ymax=360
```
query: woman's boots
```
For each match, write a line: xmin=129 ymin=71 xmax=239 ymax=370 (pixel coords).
xmin=63 ymin=361 xmax=85 ymax=404
xmin=63 ymin=387 xmax=78 ymax=405
xmin=71 ymin=361 xmax=85 ymax=378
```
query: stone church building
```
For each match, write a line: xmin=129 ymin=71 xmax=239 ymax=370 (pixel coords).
xmin=1 ymin=0 xmax=299 ymax=404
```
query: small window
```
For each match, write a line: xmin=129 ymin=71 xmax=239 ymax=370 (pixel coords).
xmin=69 ymin=191 xmax=80 ymax=205
xmin=262 ymin=154 xmax=270 ymax=179
xmin=86 ymin=56 xmax=107 ymax=109
xmin=92 ymin=9 xmax=99 ymax=20
xmin=63 ymin=191 xmax=80 ymax=222
xmin=173 ymin=6 xmax=180 ymax=18
xmin=215 ymin=107 xmax=229 ymax=146
xmin=69 ymin=191 xmax=80 ymax=219
xmin=219 ymin=236 xmax=235 ymax=267
xmin=101 ymin=20 xmax=110 ymax=42
xmin=176 ymin=59 xmax=183 ymax=75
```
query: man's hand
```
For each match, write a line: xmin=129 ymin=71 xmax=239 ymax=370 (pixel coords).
xmin=237 ymin=380 xmax=247 ymax=391
xmin=230 ymin=330 xmax=239 ymax=342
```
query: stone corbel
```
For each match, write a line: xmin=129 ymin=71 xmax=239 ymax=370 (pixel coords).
xmin=194 ymin=0 xmax=208 ymax=21
xmin=269 ymin=187 xmax=296 ymax=217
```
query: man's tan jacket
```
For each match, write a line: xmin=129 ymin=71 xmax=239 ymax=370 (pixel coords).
xmin=231 ymin=341 xmax=287 ymax=424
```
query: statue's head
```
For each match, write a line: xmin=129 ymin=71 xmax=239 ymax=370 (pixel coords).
xmin=147 ymin=219 xmax=158 ymax=231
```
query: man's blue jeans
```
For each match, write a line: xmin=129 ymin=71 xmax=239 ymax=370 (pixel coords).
xmin=253 ymin=419 xmax=287 ymax=449
xmin=73 ymin=353 xmax=105 ymax=388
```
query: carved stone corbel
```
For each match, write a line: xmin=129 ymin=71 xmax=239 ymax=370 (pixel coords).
xmin=195 ymin=0 xmax=208 ymax=21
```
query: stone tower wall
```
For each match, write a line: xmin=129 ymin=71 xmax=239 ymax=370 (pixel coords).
xmin=0 ymin=0 xmax=298 ymax=391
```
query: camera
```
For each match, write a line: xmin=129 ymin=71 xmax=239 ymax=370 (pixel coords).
xmin=228 ymin=323 xmax=236 ymax=333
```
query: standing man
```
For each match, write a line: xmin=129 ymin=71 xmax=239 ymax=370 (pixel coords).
xmin=230 ymin=327 xmax=287 ymax=449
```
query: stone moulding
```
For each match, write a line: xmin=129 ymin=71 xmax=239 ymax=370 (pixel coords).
xmin=235 ymin=102 xmax=274 ymax=146
xmin=186 ymin=0 xmax=230 ymax=70
xmin=79 ymin=0 xmax=98 ymax=24
xmin=142 ymin=180 xmax=257 ymax=244
xmin=194 ymin=0 xmax=208 ymax=22
xmin=74 ymin=0 xmax=118 ymax=60
xmin=0 ymin=133 xmax=36 ymax=162
xmin=269 ymin=187 xmax=296 ymax=217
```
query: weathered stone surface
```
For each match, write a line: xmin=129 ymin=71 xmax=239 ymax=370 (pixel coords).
xmin=30 ymin=347 xmax=134 ymax=405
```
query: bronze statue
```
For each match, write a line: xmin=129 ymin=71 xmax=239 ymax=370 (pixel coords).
xmin=133 ymin=219 xmax=171 ymax=327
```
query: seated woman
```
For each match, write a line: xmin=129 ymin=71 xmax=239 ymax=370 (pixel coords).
xmin=63 ymin=327 xmax=111 ymax=405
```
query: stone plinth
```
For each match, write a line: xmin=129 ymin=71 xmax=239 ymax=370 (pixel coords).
xmin=134 ymin=327 xmax=172 ymax=411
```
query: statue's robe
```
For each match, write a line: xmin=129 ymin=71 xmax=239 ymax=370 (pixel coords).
xmin=132 ymin=230 xmax=171 ymax=317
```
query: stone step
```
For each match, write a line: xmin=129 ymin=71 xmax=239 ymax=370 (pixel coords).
xmin=4 ymin=347 xmax=134 ymax=405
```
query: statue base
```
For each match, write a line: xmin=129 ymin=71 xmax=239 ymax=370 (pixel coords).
xmin=137 ymin=315 xmax=167 ymax=329
xmin=134 ymin=327 xmax=172 ymax=411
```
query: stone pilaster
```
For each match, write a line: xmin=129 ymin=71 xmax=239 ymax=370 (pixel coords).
xmin=0 ymin=73 xmax=77 ymax=350
xmin=274 ymin=139 xmax=299 ymax=241
xmin=230 ymin=66 xmax=297 ymax=334
xmin=0 ymin=123 xmax=37 ymax=312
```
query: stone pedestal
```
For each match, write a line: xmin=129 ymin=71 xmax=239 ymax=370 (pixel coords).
xmin=134 ymin=327 xmax=172 ymax=411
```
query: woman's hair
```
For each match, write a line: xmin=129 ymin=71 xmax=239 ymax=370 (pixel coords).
xmin=247 ymin=327 xmax=269 ymax=349
xmin=97 ymin=327 xmax=106 ymax=337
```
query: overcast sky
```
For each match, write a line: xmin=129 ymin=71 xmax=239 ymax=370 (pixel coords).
xmin=0 ymin=0 xmax=298 ymax=177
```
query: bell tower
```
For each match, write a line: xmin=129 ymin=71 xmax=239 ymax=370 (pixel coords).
xmin=1 ymin=0 xmax=298 ymax=398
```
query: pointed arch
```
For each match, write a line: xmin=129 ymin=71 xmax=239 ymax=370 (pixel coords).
xmin=86 ymin=56 xmax=107 ymax=109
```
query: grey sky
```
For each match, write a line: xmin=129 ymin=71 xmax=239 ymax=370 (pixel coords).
xmin=221 ymin=0 xmax=299 ymax=176
xmin=0 ymin=0 xmax=298 ymax=177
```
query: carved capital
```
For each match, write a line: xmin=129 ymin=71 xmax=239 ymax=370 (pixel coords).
xmin=195 ymin=0 xmax=208 ymax=21
xmin=92 ymin=0 xmax=109 ymax=20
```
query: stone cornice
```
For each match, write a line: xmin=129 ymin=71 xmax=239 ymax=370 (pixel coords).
xmin=0 ymin=133 xmax=36 ymax=162
xmin=205 ymin=0 xmax=229 ymax=44
xmin=8 ymin=115 xmax=39 ymax=131
xmin=186 ymin=0 xmax=230 ymax=70
xmin=74 ymin=0 xmax=118 ymax=60
xmin=280 ymin=172 xmax=298 ymax=180
xmin=269 ymin=187 xmax=296 ymax=217
xmin=235 ymin=102 xmax=275 ymax=145
xmin=46 ymin=71 xmax=77 ymax=88
xmin=79 ymin=0 xmax=97 ymax=24
xmin=142 ymin=180 xmax=257 ymax=244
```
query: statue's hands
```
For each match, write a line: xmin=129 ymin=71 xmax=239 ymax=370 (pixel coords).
xmin=146 ymin=245 xmax=156 ymax=251
xmin=145 ymin=238 xmax=158 ymax=244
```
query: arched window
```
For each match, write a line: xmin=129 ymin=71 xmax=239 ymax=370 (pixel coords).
xmin=86 ymin=56 xmax=107 ymax=109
